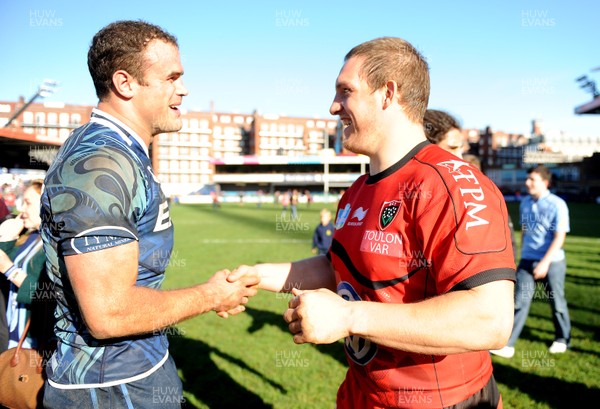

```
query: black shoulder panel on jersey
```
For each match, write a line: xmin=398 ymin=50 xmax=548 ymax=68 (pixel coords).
xmin=449 ymin=268 xmax=516 ymax=292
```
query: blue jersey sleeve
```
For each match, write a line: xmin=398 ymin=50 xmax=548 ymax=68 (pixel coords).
xmin=42 ymin=140 xmax=147 ymax=256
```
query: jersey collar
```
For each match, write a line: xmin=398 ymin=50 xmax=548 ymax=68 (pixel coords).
xmin=366 ymin=140 xmax=431 ymax=184
xmin=90 ymin=108 xmax=149 ymax=158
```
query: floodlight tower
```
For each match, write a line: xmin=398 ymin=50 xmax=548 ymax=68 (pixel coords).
xmin=3 ymin=79 xmax=59 ymax=128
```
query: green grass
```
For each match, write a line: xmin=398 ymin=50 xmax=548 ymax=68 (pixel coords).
xmin=164 ymin=202 xmax=600 ymax=408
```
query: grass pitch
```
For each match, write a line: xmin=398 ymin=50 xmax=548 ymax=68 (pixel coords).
xmin=163 ymin=202 xmax=600 ymax=408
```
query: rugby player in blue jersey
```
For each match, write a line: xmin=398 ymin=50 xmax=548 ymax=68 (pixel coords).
xmin=40 ymin=20 xmax=258 ymax=408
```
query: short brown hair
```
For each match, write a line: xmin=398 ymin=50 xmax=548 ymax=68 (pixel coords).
xmin=528 ymin=164 xmax=552 ymax=183
xmin=88 ymin=20 xmax=178 ymax=100
xmin=423 ymin=109 xmax=461 ymax=144
xmin=28 ymin=179 xmax=44 ymax=194
xmin=345 ymin=37 xmax=430 ymax=123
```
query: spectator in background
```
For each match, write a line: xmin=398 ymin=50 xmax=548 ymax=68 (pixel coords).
xmin=0 ymin=185 xmax=10 ymax=352
xmin=0 ymin=195 xmax=9 ymax=223
xmin=491 ymin=165 xmax=571 ymax=358
xmin=280 ymin=190 xmax=290 ymax=217
xmin=312 ymin=209 xmax=334 ymax=255
xmin=304 ymin=190 xmax=313 ymax=208
xmin=0 ymin=180 xmax=55 ymax=356
xmin=291 ymin=189 xmax=299 ymax=219
xmin=423 ymin=109 xmax=466 ymax=157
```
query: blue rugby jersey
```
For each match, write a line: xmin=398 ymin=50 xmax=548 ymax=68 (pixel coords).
xmin=40 ymin=109 xmax=174 ymax=388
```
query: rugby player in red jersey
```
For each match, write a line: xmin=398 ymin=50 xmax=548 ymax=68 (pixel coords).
xmin=232 ymin=37 xmax=515 ymax=408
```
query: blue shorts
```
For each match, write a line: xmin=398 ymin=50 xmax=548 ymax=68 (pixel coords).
xmin=43 ymin=355 xmax=183 ymax=409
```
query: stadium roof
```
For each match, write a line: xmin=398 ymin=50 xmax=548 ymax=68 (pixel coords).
xmin=0 ymin=128 xmax=60 ymax=169
xmin=574 ymin=95 xmax=600 ymax=114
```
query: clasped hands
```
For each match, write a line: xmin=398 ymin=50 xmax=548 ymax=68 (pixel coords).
xmin=225 ymin=266 xmax=351 ymax=344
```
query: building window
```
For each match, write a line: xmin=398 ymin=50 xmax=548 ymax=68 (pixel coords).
xmin=48 ymin=113 xmax=57 ymax=125
xmin=35 ymin=112 xmax=45 ymax=125
xmin=23 ymin=112 xmax=33 ymax=124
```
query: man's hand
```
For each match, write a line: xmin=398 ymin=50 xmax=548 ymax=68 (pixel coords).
xmin=283 ymin=287 xmax=350 ymax=344
xmin=208 ymin=269 xmax=259 ymax=318
xmin=533 ymin=260 xmax=550 ymax=280
xmin=227 ymin=265 xmax=260 ymax=285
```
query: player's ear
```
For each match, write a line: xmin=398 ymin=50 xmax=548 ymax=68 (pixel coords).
xmin=111 ymin=70 xmax=136 ymax=99
xmin=382 ymin=80 xmax=398 ymax=109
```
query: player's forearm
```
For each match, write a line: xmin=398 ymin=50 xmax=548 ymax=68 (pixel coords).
xmin=348 ymin=280 xmax=514 ymax=354
xmin=83 ymin=284 xmax=219 ymax=339
xmin=257 ymin=255 xmax=336 ymax=293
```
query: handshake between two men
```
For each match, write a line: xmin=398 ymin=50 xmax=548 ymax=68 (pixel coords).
xmin=221 ymin=255 xmax=349 ymax=346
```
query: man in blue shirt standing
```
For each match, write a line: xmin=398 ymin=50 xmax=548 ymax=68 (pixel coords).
xmin=491 ymin=164 xmax=571 ymax=358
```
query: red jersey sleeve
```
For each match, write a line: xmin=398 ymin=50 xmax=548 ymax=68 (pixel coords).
xmin=414 ymin=153 xmax=516 ymax=294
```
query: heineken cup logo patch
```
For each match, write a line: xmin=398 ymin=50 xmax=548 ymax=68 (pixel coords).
xmin=379 ymin=200 xmax=401 ymax=230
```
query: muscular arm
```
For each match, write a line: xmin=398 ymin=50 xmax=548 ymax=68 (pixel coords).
xmin=286 ymin=279 xmax=514 ymax=354
xmin=66 ymin=241 xmax=258 ymax=339
xmin=348 ymin=279 xmax=514 ymax=353
xmin=235 ymin=254 xmax=336 ymax=293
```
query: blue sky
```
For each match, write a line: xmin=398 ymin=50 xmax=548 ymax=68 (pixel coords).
xmin=1 ymin=0 xmax=599 ymax=138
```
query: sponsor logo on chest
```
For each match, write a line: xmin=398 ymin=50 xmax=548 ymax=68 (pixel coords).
xmin=359 ymin=229 xmax=402 ymax=256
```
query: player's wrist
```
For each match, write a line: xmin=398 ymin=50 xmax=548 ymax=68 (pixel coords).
xmin=193 ymin=283 xmax=218 ymax=314
xmin=346 ymin=300 xmax=366 ymax=338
